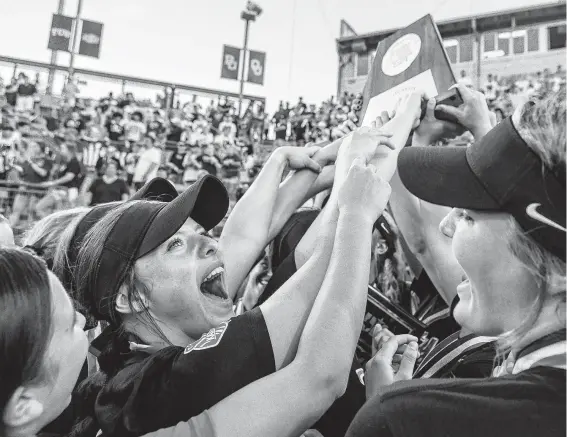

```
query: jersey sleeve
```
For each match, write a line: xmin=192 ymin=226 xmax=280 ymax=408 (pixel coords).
xmin=97 ymin=308 xmax=275 ymax=436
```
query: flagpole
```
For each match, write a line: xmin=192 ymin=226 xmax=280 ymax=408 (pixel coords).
xmin=68 ymin=0 xmax=83 ymax=80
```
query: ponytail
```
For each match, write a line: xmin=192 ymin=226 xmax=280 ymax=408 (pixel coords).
xmin=67 ymin=326 xmax=130 ymax=437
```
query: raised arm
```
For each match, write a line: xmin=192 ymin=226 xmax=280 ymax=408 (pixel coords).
xmin=387 ymin=90 xmax=495 ymax=304
xmin=219 ymin=145 xmax=323 ymax=298
xmin=210 ymin=159 xmax=391 ymax=437
xmin=294 ymin=96 xmax=422 ymax=269
xmin=259 ymin=130 xmax=394 ymax=370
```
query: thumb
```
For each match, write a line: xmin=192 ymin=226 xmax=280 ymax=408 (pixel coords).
xmin=303 ymin=145 xmax=321 ymax=157
xmin=436 ymin=104 xmax=462 ymax=121
xmin=425 ymin=98 xmax=436 ymax=120
xmin=396 ymin=341 xmax=419 ymax=380
xmin=304 ymin=157 xmax=322 ymax=173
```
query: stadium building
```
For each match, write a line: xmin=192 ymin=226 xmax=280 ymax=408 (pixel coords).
xmin=336 ymin=2 xmax=566 ymax=96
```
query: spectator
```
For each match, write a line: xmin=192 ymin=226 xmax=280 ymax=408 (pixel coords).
xmin=63 ymin=110 xmax=85 ymax=133
xmin=62 ymin=76 xmax=80 ymax=108
xmin=124 ymin=111 xmax=147 ymax=146
xmin=458 ymin=70 xmax=473 ymax=88
xmin=156 ymin=165 xmax=169 ymax=180
xmin=16 ymin=75 xmax=36 ymax=113
xmin=132 ymin=136 xmax=162 ymax=190
xmin=9 ymin=140 xmax=52 ymax=227
xmin=167 ymin=143 xmax=187 ymax=181
xmin=4 ymin=78 xmax=18 ymax=108
xmin=105 ymin=111 xmax=125 ymax=142
xmin=85 ymin=159 xmax=129 ymax=206
xmin=35 ymin=142 xmax=83 ymax=218
xmin=197 ymin=143 xmax=222 ymax=177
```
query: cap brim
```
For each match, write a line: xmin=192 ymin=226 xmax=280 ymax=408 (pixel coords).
xmin=397 ymin=146 xmax=500 ymax=210
xmin=138 ymin=174 xmax=229 ymax=258
xmin=131 ymin=177 xmax=179 ymax=202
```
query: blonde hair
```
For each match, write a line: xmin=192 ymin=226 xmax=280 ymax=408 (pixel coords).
xmin=497 ymin=92 xmax=566 ymax=355
xmin=22 ymin=207 xmax=90 ymax=266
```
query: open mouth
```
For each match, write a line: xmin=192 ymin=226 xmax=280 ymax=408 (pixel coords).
xmin=200 ymin=266 xmax=229 ymax=301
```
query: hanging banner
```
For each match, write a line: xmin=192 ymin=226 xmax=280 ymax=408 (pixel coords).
xmin=221 ymin=45 xmax=241 ymax=80
xmin=247 ymin=50 xmax=266 ymax=85
xmin=47 ymin=14 xmax=73 ymax=52
xmin=79 ymin=20 xmax=104 ymax=58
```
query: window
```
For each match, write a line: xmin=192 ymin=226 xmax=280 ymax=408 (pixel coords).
xmin=527 ymin=28 xmax=539 ymax=52
xmin=498 ymin=32 xmax=510 ymax=55
xmin=356 ymin=53 xmax=369 ymax=76
xmin=513 ymin=30 xmax=526 ymax=54
xmin=460 ymin=36 xmax=473 ymax=62
xmin=548 ymin=24 xmax=566 ymax=50
xmin=484 ymin=32 xmax=495 ymax=52
xmin=444 ymin=39 xmax=458 ymax=63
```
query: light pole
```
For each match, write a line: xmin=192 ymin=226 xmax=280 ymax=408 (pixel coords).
xmin=238 ymin=2 xmax=262 ymax=116
xmin=47 ymin=0 xmax=66 ymax=95
xmin=68 ymin=0 xmax=84 ymax=80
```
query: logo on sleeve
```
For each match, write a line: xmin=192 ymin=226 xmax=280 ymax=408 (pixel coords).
xmin=184 ymin=321 xmax=230 ymax=354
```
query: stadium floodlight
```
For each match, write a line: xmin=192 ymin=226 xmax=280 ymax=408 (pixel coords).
xmin=246 ymin=1 xmax=263 ymax=17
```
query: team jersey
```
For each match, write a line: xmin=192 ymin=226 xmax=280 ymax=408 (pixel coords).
xmin=94 ymin=308 xmax=274 ymax=437
xmin=347 ymin=332 xmax=566 ymax=437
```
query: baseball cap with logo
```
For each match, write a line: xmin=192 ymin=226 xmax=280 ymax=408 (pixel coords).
xmin=397 ymin=116 xmax=565 ymax=262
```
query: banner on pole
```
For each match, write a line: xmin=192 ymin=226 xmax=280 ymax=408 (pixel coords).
xmin=79 ymin=20 xmax=104 ymax=58
xmin=246 ymin=50 xmax=266 ymax=85
xmin=48 ymin=14 xmax=73 ymax=52
xmin=221 ymin=45 xmax=241 ymax=80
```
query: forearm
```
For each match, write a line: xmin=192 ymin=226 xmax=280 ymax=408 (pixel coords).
xmin=49 ymin=173 xmax=74 ymax=186
xmin=224 ymin=152 xmax=287 ymax=243
xmin=297 ymin=212 xmax=374 ymax=389
xmin=389 ymin=171 xmax=462 ymax=304
xmin=293 ymin=167 xmax=347 ymax=268
xmin=260 ymin=205 xmax=339 ymax=370
xmin=267 ymin=147 xmax=335 ymax=240
xmin=367 ymin=114 xmax=414 ymax=183
xmin=210 ymin=359 xmax=337 ymax=437
xmin=30 ymin=162 xmax=47 ymax=177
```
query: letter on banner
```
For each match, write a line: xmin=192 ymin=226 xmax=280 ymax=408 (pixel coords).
xmin=247 ymin=50 xmax=266 ymax=85
xmin=79 ymin=20 xmax=104 ymax=58
xmin=48 ymin=14 xmax=74 ymax=52
xmin=221 ymin=45 xmax=241 ymax=81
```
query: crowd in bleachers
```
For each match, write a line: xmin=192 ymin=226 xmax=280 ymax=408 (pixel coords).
xmin=0 ymin=66 xmax=564 ymax=232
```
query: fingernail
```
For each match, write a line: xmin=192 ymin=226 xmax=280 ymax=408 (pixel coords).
xmin=408 ymin=342 xmax=418 ymax=350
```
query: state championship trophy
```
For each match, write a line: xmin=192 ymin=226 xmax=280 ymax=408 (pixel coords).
xmin=354 ymin=15 xmax=460 ymax=364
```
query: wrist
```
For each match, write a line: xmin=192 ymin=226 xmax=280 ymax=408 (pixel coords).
xmin=338 ymin=209 xmax=376 ymax=228
xmin=471 ymin=123 xmax=492 ymax=140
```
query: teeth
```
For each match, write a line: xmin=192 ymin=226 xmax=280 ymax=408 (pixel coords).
xmin=203 ymin=266 xmax=224 ymax=283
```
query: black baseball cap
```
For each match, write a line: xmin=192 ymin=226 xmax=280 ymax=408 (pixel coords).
xmin=69 ymin=175 xmax=229 ymax=322
xmin=398 ymin=116 xmax=565 ymax=262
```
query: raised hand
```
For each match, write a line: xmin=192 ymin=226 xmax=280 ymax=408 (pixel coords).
xmin=436 ymin=83 xmax=493 ymax=140
xmin=272 ymin=145 xmax=322 ymax=173
xmin=338 ymin=157 xmax=392 ymax=224
xmin=392 ymin=90 xmax=426 ymax=129
xmin=334 ymin=126 xmax=394 ymax=190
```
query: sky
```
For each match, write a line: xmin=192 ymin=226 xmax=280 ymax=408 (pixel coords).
xmin=0 ymin=0 xmax=550 ymax=111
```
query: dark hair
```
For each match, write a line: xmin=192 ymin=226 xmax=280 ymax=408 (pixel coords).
xmin=68 ymin=202 xmax=170 ymax=437
xmin=0 ymin=248 xmax=52 ymax=425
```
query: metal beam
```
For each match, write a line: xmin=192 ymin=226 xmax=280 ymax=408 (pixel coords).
xmin=0 ymin=54 xmax=266 ymax=103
